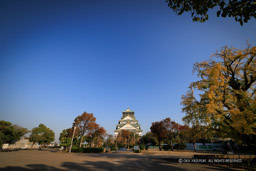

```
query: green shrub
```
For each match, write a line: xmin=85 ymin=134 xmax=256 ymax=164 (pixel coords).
xmin=111 ymin=147 xmax=117 ymax=151
xmin=117 ymin=145 xmax=125 ymax=149
xmin=71 ymin=146 xmax=83 ymax=153
xmin=60 ymin=143 xmax=70 ymax=147
xmin=139 ymin=144 xmax=145 ymax=150
xmin=173 ymin=143 xmax=186 ymax=150
xmin=163 ymin=144 xmax=172 ymax=151
xmin=82 ymin=147 xmax=104 ymax=153
xmin=134 ymin=149 xmax=141 ymax=153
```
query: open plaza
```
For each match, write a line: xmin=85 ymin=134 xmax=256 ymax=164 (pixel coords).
xmin=0 ymin=149 xmax=253 ymax=171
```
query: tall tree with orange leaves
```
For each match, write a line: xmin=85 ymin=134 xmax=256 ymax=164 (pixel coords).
xmin=181 ymin=43 xmax=256 ymax=150
xmin=73 ymin=112 xmax=96 ymax=148
xmin=90 ymin=126 xmax=106 ymax=147
xmin=150 ymin=120 xmax=167 ymax=151
xmin=162 ymin=118 xmax=180 ymax=151
xmin=116 ymin=130 xmax=131 ymax=149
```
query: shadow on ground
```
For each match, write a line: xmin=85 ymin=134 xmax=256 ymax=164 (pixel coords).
xmin=0 ymin=153 xmax=239 ymax=171
xmin=0 ymin=160 xmax=187 ymax=171
xmin=0 ymin=164 xmax=63 ymax=171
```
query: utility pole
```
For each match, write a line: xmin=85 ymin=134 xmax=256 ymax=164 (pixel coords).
xmin=69 ymin=126 xmax=76 ymax=153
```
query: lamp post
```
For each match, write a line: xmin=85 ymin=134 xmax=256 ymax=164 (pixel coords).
xmin=69 ymin=126 xmax=76 ymax=153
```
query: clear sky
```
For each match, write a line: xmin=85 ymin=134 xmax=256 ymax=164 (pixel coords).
xmin=0 ymin=0 xmax=255 ymax=142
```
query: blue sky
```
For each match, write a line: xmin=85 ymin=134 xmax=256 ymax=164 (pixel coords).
xmin=0 ymin=0 xmax=255 ymax=142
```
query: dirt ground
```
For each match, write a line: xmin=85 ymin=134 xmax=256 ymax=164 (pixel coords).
xmin=0 ymin=149 xmax=244 ymax=171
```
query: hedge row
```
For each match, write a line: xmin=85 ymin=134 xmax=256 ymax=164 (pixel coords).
xmin=71 ymin=147 xmax=104 ymax=153
xmin=162 ymin=143 xmax=186 ymax=150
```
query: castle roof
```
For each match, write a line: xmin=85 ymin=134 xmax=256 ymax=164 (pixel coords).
xmin=123 ymin=108 xmax=134 ymax=113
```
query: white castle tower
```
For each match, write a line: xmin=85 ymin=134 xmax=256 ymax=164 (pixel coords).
xmin=114 ymin=108 xmax=142 ymax=136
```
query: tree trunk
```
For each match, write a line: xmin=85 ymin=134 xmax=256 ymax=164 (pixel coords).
xmin=159 ymin=139 xmax=161 ymax=151
xmin=227 ymin=141 xmax=233 ymax=152
xmin=193 ymin=142 xmax=197 ymax=152
xmin=79 ymin=136 xmax=83 ymax=148
xmin=170 ymin=141 xmax=173 ymax=151
xmin=127 ymin=137 xmax=129 ymax=150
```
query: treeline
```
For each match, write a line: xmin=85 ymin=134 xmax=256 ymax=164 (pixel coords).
xmin=143 ymin=118 xmax=216 ymax=152
xmin=0 ymin=120 xmax=55 ymax=147
xmin=0 ymin=120 xmax=28 ymax=146
xmin=60 ymin=112 xmax=142 ymax=152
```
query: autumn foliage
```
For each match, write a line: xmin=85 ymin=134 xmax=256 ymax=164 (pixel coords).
xmin=60 ymin=112 xmax=106 ymax=148
xmin=115 ymin=130 xmax=139 ymax=149
xmin=182 ymin=43 xmax=256 ymax=150
xmin=150 ymin=118 xmax=181 ymax=150
xmin=73 ymin=112 xmax=96 ymax=147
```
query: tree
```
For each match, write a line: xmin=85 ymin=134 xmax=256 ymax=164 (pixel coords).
xmin=140 ymin=132 xmax=158 ymax=146
xmin=166 ymin=0 xmax=256 ymax=25
xmin=0 ymin=120 xmax=28 ymax=146
xmin=59 ymin=128 xmax=79 ymax=149
xmin=150 ymin=121 xmax=167 ymax=151
xmin=178 ymin=125 xmax=190 ymax=144
xmin=181 ymin=44 xmax=256 ymax=151
xmin=29 ymin=124 xmax=55 ymax=146
xmin=115 ymin=130 xmax=139 ymax=149
xmin=128 ymin=132 xmax=140 ymax=147
xmin=73 ymin=112 xmax=96 ymax=148
xmin=150 ymin=118 xmax=182 ymax=151
xmin=105 ymin=134 xmax=114 ymax=147
xmin=89 ymin=126 xmax=106 ymax=147
xmin=162 ymin=118 xmax=180 ymax=151
xmin=116 ymin=130 xmax=130 ymax=149
xmin=186 ymin=125 xmax=207 ymax=152
xmin=59 ymin=129 xmax=71 ymax=148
